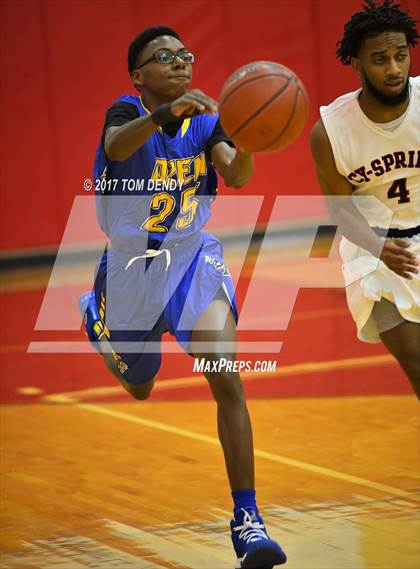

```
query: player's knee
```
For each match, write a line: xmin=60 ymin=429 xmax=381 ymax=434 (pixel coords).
xmin=392 ymin=347 xmax=420 ymax=396
xmin=403 ymin=358 xmax=420 ymax=383
xmin=404 ymin=365 xmax=420 ymax=399
xmin=210 ymin=376 xmax=245 ymax=405
xmin=127 ymin=384 xmax=154 ymax=400
xmin=130 ymin=388 xmax=152 ymax=400
xmin=395 ymin=347 xmax=420 ymax=376
xmin=202 ymin=357 xmax=245 ymax=404
xmin=121 ymin=377 xmax=155 ymax=401
xmin=409 ymin=356 xmax=420 ymax=375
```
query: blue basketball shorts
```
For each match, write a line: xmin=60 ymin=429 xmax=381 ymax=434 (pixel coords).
xmin=93 ymin=231 xmax=238 ymax=385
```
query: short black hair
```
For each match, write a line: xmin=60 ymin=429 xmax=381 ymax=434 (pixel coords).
xmin=336 ymin=0 xmax=419 ymax=65
xmin=128 ymin=26 xmax=181 ymax=74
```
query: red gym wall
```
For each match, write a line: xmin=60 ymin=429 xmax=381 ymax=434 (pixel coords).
xmin=1 ymin=0 xmax=419 ymax=252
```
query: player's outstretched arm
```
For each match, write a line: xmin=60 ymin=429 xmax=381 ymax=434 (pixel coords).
xmin=104 ymin=90 xmax=219 ymax=162
xmin=310 ymin=119 xmax=418 ymax=279
xmin=104 ymin=116 xmax=158 ymax=161
xmin=211 ymin=143 xmax=253 ymax=189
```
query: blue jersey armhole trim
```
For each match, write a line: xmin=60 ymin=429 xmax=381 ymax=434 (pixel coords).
xmin=116 ymin=94 xmax=144 ymax=115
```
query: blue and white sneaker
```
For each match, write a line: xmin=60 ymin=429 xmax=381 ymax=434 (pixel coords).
xmin=78 ymin=291 xmax=106 ymax=352
xmin=231 ymin=509 xmax=287 ymax=568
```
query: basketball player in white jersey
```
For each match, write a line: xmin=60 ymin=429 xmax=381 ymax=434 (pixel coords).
xmin=311 ymin=0 xmax=420 ymax=397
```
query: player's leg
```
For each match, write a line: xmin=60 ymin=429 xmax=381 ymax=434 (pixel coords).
xmin=166 ymin=232 xmax=285 ymax=566
xmin=371 ymin=298 xmax=420 ymax=398
xmin=80 ymin=291 xmax=157 ymax=400
xmin=379 ymin=320 xmax=420 ymax=398
xmin=170 ymin=244 xmax=255 ymax=489
xmin=99 ymin=337 xmax=156 ymax=400
xmin=190 ymin=292 xmax=286 ymax=567
xmin=190 ymin=294 xmax=254 ymax=491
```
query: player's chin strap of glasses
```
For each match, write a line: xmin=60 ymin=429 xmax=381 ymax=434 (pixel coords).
xmin=124 ymin=249 xmax=171 ymax=272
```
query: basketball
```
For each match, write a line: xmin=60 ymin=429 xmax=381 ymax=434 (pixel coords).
xmin=219 ymin=61 xmax=308 ymax=153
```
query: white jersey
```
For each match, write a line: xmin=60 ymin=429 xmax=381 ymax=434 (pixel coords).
xmin=320 ymin=77 xmax=420 ymax=342
xmin=320 ymin=76 xmax=420 ymax=230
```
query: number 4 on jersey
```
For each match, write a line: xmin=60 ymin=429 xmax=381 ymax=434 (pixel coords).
xmin=387 ymin=178 xmax=411 ymax=204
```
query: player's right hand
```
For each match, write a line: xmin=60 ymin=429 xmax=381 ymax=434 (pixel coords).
xmin=380 ymin=239 xmax=419 ymax=279
xmin=170 ymin=89 xmax=218 ymax=118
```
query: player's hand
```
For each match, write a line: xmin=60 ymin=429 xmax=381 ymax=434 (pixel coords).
xmin=380 ymin=239 xmax=419 ymax=279
xmin=170 ymin=89 xmax=218 ymax=118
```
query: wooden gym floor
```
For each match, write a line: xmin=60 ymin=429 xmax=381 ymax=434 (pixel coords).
xmin=1 ymin=238 xmax=419 ymax=568
xmin=1 ymin=396 xmax=419 ymax=568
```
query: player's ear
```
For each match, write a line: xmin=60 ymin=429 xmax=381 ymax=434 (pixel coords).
xmin=131 ymin=69 xmax=143 ymax=92
xmin=351 ymin=57 xmax=362 ymax=76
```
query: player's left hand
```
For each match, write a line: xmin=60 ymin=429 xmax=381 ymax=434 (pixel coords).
xmin=170 ymin=89 xmax=218 ymax=118
xmin=380 ymin=239 xmax=419 ymax=279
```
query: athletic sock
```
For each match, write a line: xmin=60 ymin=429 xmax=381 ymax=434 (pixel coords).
xmin=232 ymin=489 xmax=258 ymax=518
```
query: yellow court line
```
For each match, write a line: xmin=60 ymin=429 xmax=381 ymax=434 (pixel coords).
xmin=43 ymin=353 xmax=396 ymax=403
xmin=76 ymin=402 xmax=410 ymax=498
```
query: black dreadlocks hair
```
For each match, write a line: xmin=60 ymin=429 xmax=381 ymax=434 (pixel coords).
xmin=336 ymin=0 xmax=419 ymax=65
xmin=128 ymin=26 xmax=181 ymax=75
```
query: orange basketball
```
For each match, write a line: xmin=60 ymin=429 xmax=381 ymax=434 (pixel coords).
xmin=219 ymin=61 xmax=308 ymax=153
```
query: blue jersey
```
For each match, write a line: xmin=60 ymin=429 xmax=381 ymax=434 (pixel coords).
xmin=94 ymin=95 xmax=219 ymax=252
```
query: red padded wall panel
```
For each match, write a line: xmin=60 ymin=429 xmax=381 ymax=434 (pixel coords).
xmin=0 ymin=0 xmax=61 ymax=249
xmin=1 ymin=0 xmax=419 ymax=251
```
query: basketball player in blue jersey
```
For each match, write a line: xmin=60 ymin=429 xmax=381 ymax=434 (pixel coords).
xmin=311 ymin=0 xmax=419 ymax=397
xmin=79 ymin=26 xmax=286 ymax=568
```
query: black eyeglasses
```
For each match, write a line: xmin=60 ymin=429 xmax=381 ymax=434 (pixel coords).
xmin=136 ymin=48 xmax=195 ymax=70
